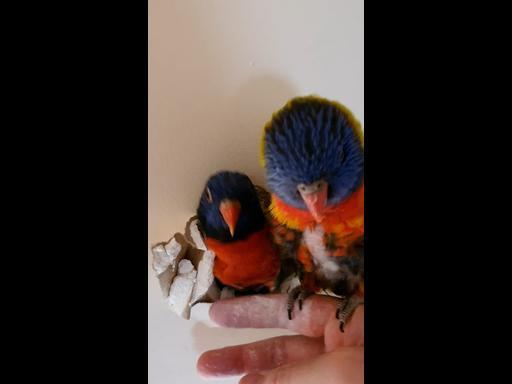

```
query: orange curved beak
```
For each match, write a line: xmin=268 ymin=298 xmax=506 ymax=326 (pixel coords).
xmin=299 ymin=183 xmax=328 ymax=223
xmin=219 ymin=199 xmax=241 ymax=237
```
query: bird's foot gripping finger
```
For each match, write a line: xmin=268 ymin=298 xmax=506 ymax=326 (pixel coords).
xmin=286 ymin=286 xmax=313 ymax=320
xmin=336 ymin=296 xmax=364 ymax=332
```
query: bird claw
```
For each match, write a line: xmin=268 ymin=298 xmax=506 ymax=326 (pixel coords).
xmin=335 ymin=296 xmax=346 ymax=320
xmin=287 ymin=286 xmax=312 ymax=320
xmin=287 ymin=286 xmax=300 ymax=320
xmin=336 ymin=296 xmax=363 ymax=333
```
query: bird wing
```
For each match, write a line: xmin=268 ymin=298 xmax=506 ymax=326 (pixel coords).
xmin=254 ymin=184 xmax=271 ymax=214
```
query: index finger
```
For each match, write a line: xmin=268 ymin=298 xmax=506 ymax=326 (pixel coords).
xmin=209 ymin=294 xmax=364 ymax=348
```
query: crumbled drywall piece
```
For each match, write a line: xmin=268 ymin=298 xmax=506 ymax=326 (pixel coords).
xmin=178 ymin=259 xmax=196 ymax=277
xmin=191 ymin=250 xmax=217 ymax=305
xmin=152 ymin=244 xmax=172 ymax=275
xmin=151 ymin=234 xmax=189 ymax=297
xmin=185 ymin=217 xmax=207 ymax=251
xmin=168 ymin=259 xmax=197 ymax=319
xmin=168 ymin=276 xmax=195 ymax=319
xmin=164 ymin=239 xmax=182 ymax=265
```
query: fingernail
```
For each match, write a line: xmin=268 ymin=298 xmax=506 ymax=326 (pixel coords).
xmin=240 ymin=373 xmax=265 ymax=384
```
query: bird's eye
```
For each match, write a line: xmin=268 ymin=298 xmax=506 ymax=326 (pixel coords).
xmin=297 ymin=184 xmax=307 ymax=193
xmin=205 ymin=187 xmax=213 ymax=203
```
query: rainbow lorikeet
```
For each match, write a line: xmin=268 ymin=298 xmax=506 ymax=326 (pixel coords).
xmin=196 ymin=171 xmax=281 ymax=294
xmin=261 ymin=95 xmax=364 ymax=331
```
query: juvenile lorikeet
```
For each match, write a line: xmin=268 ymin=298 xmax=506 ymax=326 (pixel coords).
xmin=261 ymin=95 xmax=364 ymax=331
xmin=196 ymin=171 xmax=281 ymax=294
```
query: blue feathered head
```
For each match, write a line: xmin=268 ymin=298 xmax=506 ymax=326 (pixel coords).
xmin=197 ymin=171 xmax=266 ymax=242
xmin=261 ymin=96 xmax=363 ymax=218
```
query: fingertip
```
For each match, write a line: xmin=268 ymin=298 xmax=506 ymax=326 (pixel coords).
xmin=196 ymin=350 xmax=223 ymax=378
xmin=196 ymin=349 xmax=242 ymax=378
xmin=208 ymin=299 xmax=230 ymax=326
xmin=208 ymin=300 xmax=221 ymax=325
xmin=195 ymin=352 xmax=211 ymax=378
xmin=239 ymin=373 xmax=265 ymax=384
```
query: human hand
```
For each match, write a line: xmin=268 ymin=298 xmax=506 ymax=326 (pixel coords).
xmin=197 ymin=294 xmax=364 ymax=384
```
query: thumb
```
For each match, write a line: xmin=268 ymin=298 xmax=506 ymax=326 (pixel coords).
xmin=239 ymin=347 xmax=363 ymax=384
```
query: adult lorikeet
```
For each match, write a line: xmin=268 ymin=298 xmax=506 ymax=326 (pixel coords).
xmin=261 ymin=96 xmax=364 ymax=331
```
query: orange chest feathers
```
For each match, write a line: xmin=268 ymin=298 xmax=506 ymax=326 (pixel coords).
xmin=270 ymin=184 xmax=364 ymax=243
xmin=204 ymin=228 xmax=280 ymax=290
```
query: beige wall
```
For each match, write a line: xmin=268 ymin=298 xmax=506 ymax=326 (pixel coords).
xmin=149 ymin=1 xmax=363 ymax=383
